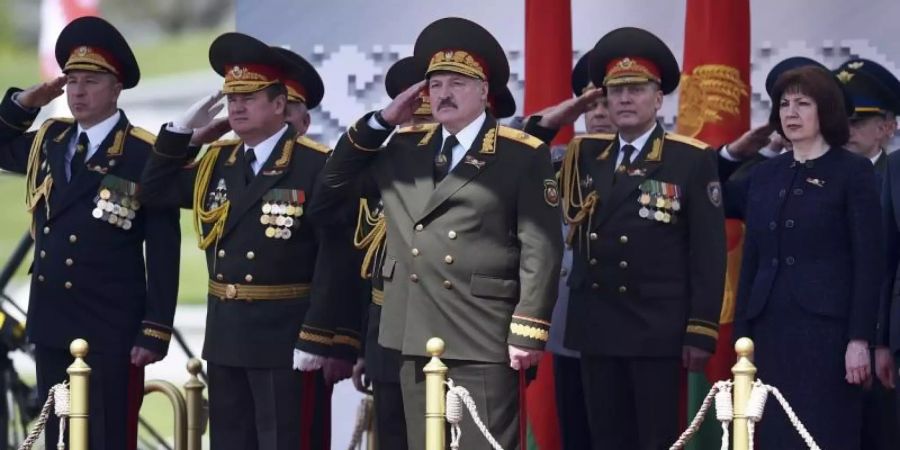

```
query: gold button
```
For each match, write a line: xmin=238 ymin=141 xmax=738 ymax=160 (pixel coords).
xmin=415 ymin=224 xmax=424 ymax=231
xmin=444 ymin=255 xmax=453 ymax=264
xmin=411 ymin=248 xmax=420 ymax=257
xmin=443 ymin=280 xmax=452 ymax=289
xmin=43 ymin=226 xmax=50 ymax=235
xmin=589 ymin=232 xmax=598 ymax=241
xmin=69 ymin=234 xmax=77 ymax=243
xmin=64 ymin=281 xmax=72 ymax=289
xmin=448 ymin=230 xmax=457 ymax=240
xmin=37 ymin=275 xmax=45 ymax=282
xmin=216 ymin=273 xmax=224 ymax=281
xmin=244 ymin=274 xmax=253 ymax=283
xmin=589 ymin=258 xmax=598 ymax=266
xmin=410 ymin=274 xmax=419 ymax=282
xmin=65 ymin=258 xmax=73 ymax=266
xmin=40 ymin=250 xmax=46 ymax=259
xmin=246 ymin=251 xmax=255 ymax=260
xmin=619 ymin=261 xmax=628 ymax=269
xmin=217 ymin=249 xmax=226 ymax=258
xmin=619 ymin=235 xmax=629 ymax=244
xmin=591 ymin=283 xmax=599 ymax=290
xmin=618 ymin=286 xmax=627 ymax=294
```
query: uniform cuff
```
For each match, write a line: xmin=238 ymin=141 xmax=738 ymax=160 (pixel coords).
xmin=0 ymin=88 xmax=39 ymax=132
xmin=685 ymin=318 xmax=719 ymax=353
xmin=295 ymin=325 xmax=334 ymax=356
xmin=331 ymin=327 xmax=362 ymax=361
xmin=522 ymin=115 xmax=559 ymax=145
xmin=152 ymin=124 xmax=194 ymax=159
xmin=347 ymin=112 xmax=392 ymax=152
xmin=133 ymin=321 xmax=173 ymax=356
xmin=506 ymin=315 xmax=550 ymax=349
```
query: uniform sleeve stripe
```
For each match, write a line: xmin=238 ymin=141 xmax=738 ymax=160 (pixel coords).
xmin=686 ymin=325 xmax=719 ymax=340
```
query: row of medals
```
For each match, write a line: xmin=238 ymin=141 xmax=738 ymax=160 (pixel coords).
xmin=92 ymin=188 xmax=140 ymax=230
xmin=638 ymin=192 xmax=680 ymax=224
xmin=260 ymin=202 xmax=303 ymax=239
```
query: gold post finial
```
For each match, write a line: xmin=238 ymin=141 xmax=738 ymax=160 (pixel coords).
xmin=735 ymin=337 xmax=754 ymax=358
xmin=187 ymin=358 xmax=202 ymax=375
xmin=70 ymin=338 xmax=89 ymax=358
xmin=184 ymin=358 xmax=207 ymax=450
xmin=67 ymin=339 xmax=91 ymax=450
xmin=424 ymin=337 xmax=448 ymax=450
xmin=426 ymin=337 xmax=445 ymax=357
xmin=732 ymin=337 xmax=757 ymax=450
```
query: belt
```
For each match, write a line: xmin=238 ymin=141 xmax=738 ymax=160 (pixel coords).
xmin=208 ymin=280 xmax=311 ymax=301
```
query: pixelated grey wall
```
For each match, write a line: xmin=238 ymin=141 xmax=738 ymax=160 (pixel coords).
xmin=237 ymin=0 xmax=900 ymax=147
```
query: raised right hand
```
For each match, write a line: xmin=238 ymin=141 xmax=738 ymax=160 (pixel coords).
xmin=16 ymin=76 xmax=66 ymax=109
xmin=380 ymin=80 xmax=427 ymax=126
xmin=190 ymin=117 xmax=231 ymax=146
xmin=174 ymin=91 xmax=225 ymax=130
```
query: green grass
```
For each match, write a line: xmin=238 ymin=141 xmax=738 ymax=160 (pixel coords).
xmin=0 ymin=174 xmax=208 ymax=305
xmin=0 ymin=29 xmax=223 ymax=90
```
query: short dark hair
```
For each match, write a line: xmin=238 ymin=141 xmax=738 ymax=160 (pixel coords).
xmin=769 ymin=66 xmax=849 ymax=147
xmin=262 ymin=82 xmax=288 ymax=102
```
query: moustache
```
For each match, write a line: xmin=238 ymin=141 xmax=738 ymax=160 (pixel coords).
xmin=438 ymin=99 xmax=457 ymax=110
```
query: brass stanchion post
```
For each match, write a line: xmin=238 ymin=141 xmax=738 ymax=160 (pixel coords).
xmin=144 ymin=380 xmax=187 ymax=449
xmin=184 ymin=358 xmax=206 ymax=450
xmin=423 ymin=337 xmax=447 ymax=450
xmin=366 ymin=394 xmax=376 ymax=450
xmin=67 ymin=338 xmax=90 ymax=450
xmin=732 ymin=337 xmax=757 ymax=450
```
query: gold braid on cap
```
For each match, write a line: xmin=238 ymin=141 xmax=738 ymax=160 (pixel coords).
xmin=428 ymin=50 xmax=486 ymax=80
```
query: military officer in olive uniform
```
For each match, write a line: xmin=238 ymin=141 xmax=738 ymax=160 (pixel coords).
xmin=0 ymin=16 xmax=180 ymax=450
xmin=559 ymin=28 xmax=726 ymax=450
xmin=140 ymin=33 xmax=358 ymax=450
xmin=323 ymin=17 xmax=563 ymax=450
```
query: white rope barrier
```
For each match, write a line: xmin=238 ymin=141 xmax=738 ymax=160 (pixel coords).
xmin=445 ymin=378 xmax=504 ymax=450
xmin=17 ymin=382 xmax=69 ymax=450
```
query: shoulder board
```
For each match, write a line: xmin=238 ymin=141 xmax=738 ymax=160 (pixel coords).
xmin=47 ymin=117 xmax=74 ymax=125
xmin=396 ymin=123 xmax=438 ymax=134
xmin=209 ymin=138 xmax=241 ymax=149
xmin=497 ymin=126 xmax=543 ymax=149
xmin=665 ymin=133 xmax=709 ymax=150
xmin=579 ymin=132 xmax=615 ymax=142
xmin=128 ymin=126 xmax=156 ymax=145
xmin=296 ymin=135 xmax=331 ymax=154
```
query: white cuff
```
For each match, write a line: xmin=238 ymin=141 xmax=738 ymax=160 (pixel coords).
xmin=719 ymin=145 xmax=742 ymax=162
xmin=759 ymin=147 xmax=781 ymax=159
xmin=293 ymin=349 xmax=325 ymax=372
xmin=166 ymin=122 xmax=193 ymax=135
xmin=367 ymin=115 xmax=388 ymax=131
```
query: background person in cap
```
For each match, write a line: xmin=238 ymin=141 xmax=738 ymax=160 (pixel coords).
xmin=322 ymin=17 xmax=562 ymax=450
xmin=733 ymin=64 xmax=882 ymax=450
xmin=0 ymin=16 xmax=179 ymax=450
xmin=558 ymin=27 xmax=726 ymax=450
xmin=833 ymin=57 xmax=900 ymax=450
xmin=140 ymin=32 xmax=359 ymax=450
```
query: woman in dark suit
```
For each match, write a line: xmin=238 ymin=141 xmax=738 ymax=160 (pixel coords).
xmin=734 ymin=65 xmax=883 ymax=449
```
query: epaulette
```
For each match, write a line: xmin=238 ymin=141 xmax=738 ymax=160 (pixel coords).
xmin=48 ymin=117 xmax=74 ymax=125
xmin=665 ymin=133 xmax=709 ymax=150
xmin=209 ymin=138 xmax=241 ymax=149
xmin=296 ymin=135 xmax=331 ymax=154
xmin=128 ymin=126 xmax=156 ymax=145
xmin=497 ymin=126 xmax=543 ymax=149
xmin=397 ymin=123 xmax=438 ymax=134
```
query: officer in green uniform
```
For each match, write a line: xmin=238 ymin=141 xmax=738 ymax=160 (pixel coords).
xmin=559 ymin=27 xmax=726 ymax=450
xmin=323 ymin=17 xmax=563 ymax=450
xmin=139 ymin=32 xmax=358 ymax=450
xmin=0 ymin=16 xmax=180 ymax=450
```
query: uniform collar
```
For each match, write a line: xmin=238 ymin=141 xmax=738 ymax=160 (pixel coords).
xmin=617 ymin=122 xmax=656 ymax=153
xmin=75 ymin=110 xmax=121 ymax=159
xmin=870 ymin=149 xmax=885 ymax=166
xmin=245 ymin=124 xmax=289 ymax=172
xmin=442 ymin=111 xmax=487 ymax=151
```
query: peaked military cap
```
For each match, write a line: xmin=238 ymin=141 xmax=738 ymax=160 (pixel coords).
xmin=413 ymin=17 xmax=510 ymax=93
xmin=835 ymin=58 xmax=900 ymax=116
xmin=589 ymin=27 xmax=680 ymax=95
xmin=571 ymin=51 xmax=594 ymax=96
xmin=209 ymin=32 xmax=292 ymax=96
xmin=55 ymin=16 xmax=140 ymax=89
xmin=271 ymin=47 xmax=325 ymax=109
xmin=765 ymin=56 xmax=854 ymax=115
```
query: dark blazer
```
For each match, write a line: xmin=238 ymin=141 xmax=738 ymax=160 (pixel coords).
xmin=322 ymin=113 xmax=563 ymax=363
xmin=735 ymin=148 xmax=883 ymax=342
xmin=140 ymin=126 xmax=360 ymax=368
xmin=882 ymin=150 xmax=900 ymax=352
xmin=0 ymin=88 xmax=179 ymax=356
xmin=559 ymin=124 xmax=726 ymax=357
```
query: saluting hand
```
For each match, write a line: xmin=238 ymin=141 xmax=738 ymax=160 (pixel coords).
xmin=175 ymin=90 xmax=225 ymax=131
xmin=845 ymin=340 xmax=871 ymax=385
xmin=508 ymin=345 xmax=542 ymax=371
xmin=190 ymin=117 xmax=232 ymax=146
xmin=379 ymin=80 xmax=427 ymax=127
xmin=725 ymin=124 xmax=775 ymax=160
xmin=535 ymin=87 xmax=605 ymax=130
xmin=16 ymin=76 xmax=66 ymax=109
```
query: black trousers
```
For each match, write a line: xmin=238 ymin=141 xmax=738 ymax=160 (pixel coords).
xmin=861 ymin=352 xmax=897 ymax=450
xmin=299 ymin=369 xmax=332 ymax=450
xmin=400 ymin=356 xmax=521 ymax=450
xmin=373 ymin=380 xmax=408 ymax=450
xmin=580 ymin=355 xmax=680 ymax=450
xmin=553 ymin=354 xmax=592 ymax=450
xmin=208 ymin=363 xmax=305 ymax=450
xmin=35 ymin=345 xmax=144 ymax=450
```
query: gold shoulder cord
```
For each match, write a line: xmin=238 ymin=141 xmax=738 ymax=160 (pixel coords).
xmin=25 ymin=121 xmax=56 ymax=219
xmin=353 ymin=198 xmax=386 ymax=279
xmin=560 ymin=138 xmax=599 ymax=246
xmin=192 ymin=147 xmax=229 ymax=249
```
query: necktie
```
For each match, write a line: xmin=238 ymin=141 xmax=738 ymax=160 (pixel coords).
xmin=70 ymin=132 xmax=89 ymax=181
xmin=434 ymin=135 xmax=458 ymax=184
xmin=244 ymin=148 xmax=257 ymax=185
xmin=619 ymin=144 xmax=637 ymax=171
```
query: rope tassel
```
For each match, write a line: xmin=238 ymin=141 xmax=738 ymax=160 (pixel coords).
xmin=18 ymin=382 xmax=69 ymax=450
xmin=445 ymin=379 xmax=504 ymax=450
